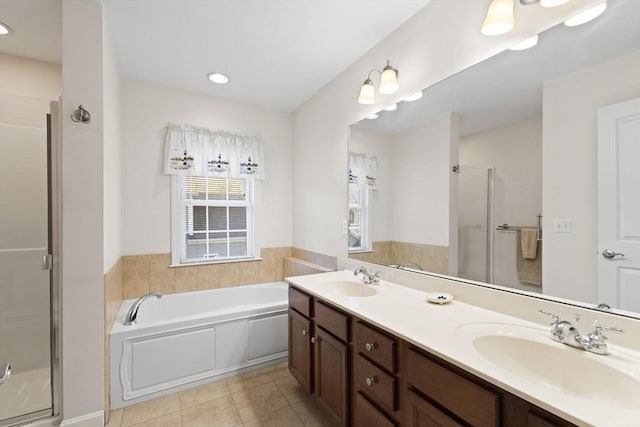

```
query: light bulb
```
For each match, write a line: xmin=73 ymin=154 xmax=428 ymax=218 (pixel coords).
xmin=564 ymin=2 xmax=607 ymax=27
xmin=383 ymin=103 xmax=397 ymax=111
xmin=207 ymin=73 xmax=229 ymax=84
xmin=508 ymin=34 xmax=539 ymax=51
xmin=0 ymin=21 xmax=12 ymax=35
xmin=403 ymin=91 xmax=423 ymax=102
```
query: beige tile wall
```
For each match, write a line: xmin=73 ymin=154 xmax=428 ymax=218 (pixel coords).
xmin=121 ymin=247 xmax=293 ymax=299
xmin=349 ymin=240 xmax=449 ymax=275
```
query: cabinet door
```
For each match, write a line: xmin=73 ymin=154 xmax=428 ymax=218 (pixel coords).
xmin=288 ymin=309 xmax=312 ymax=393
xmin=406 ymin=390 xmax=463 ymax=427
xmin=314 ymin=326 xmax=349 ymax=426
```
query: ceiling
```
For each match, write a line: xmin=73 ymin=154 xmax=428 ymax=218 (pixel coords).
xmin=0 ymin=0 xmax=429 ymax=112
xmin=356 ymin=0 xmax=640 ymax=137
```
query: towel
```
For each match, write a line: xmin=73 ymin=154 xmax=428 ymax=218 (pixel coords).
xmin=517 ymin=230 xmax=542 ymax=286
xmin=520 ymin=228 xmax=538 ymax=259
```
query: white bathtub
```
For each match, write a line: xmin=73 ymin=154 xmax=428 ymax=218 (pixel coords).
xmin=110 ymin=281 xmax=288 ymax=409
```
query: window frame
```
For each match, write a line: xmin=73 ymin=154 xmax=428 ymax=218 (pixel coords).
xmin=348 ymin=182 xmax=372 ymax=253
xmin=171 ymin=175 xmax=258 ymax=266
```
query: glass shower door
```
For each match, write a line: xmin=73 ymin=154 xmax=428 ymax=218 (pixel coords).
xmin=457 ymin=167 xmax=493 ymax=283
xmin=0 ymin=95 xmax=53 ymax=424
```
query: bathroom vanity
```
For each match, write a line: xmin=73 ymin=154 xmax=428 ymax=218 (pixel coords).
xmin=286 ymin=270 xmax=640 ymax=426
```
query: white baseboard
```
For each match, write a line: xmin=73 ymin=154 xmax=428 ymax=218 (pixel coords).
xmin=60 ymin=411 xmax=104 ymax=427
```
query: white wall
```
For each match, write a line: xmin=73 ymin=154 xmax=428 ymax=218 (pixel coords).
xmin=543 ymin=49 xmax=640 ymax=303
xmin=391 ymin=113 xmax=456 ymax=246
xmin=460 ymin=116 xmax=542 ymax=289
xmin=348 ymin=126 xmax=392 ymax=242
xmin=61 ymin=0 xmax=105 ymax=424
xmin=103 ymin=16 xmax=122 ymax=273
xmin=120 ymin=79 xmax=293 ymax=256
xmin=291 ymin=0 xmax=600 ymax=268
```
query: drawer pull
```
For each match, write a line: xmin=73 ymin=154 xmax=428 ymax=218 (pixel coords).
xmin=365 ymin=376 xmax=378 ymax=387
xmin=310 ymin=336 xmax=317 ymax=344
xmin=302 ymin=329 xmax=308 ymax=336
xmin=365 ymin=342 xmax=377 ymax=352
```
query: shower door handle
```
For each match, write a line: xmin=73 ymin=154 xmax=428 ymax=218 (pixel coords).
xmin=0 ymin=364 xmax=10 ymax=385
xmin=42 ymin=254 xmax=53 ymax=270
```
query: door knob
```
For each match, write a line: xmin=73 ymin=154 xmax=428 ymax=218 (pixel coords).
xmin=602 ymin=249 xmax=624 ymax=259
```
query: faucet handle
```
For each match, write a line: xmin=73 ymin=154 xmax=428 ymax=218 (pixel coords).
xmin=538 ymin=309 xmax=559 ymax=324
xmin=592 ymin=321 xmax=624 ymax=338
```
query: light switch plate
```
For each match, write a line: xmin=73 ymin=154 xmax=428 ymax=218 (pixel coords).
xmin=553 ymin=218 xmax=572 ymax=233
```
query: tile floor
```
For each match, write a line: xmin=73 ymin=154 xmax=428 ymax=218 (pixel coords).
xmin=106 ymin=362 xmax=332 ymax=427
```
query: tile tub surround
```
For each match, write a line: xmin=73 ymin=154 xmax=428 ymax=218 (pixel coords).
xmin=349 ymin=241 xmax=449 ymax=274
xmin=122 ymin=247 xmax=293 ymax=299
xmin=105 ymin=361 xmax=332 ymax=427
xmin=290 ymin=268 xmax=640 ymax=426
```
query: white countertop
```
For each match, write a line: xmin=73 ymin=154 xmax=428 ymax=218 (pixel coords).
xmin=286 ymin=270 xmax=640 ymax=427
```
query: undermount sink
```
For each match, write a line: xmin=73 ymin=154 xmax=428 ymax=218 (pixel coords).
xmin=322 ymin=280 xmax=377 ymax=297
xmin=456 ymin=322 xmax=640 ymax=410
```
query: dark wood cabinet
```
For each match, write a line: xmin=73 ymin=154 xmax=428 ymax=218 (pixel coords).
xmin=287 ymin=284 xmax=577 ymax=427
xmin=314 ymin=326 xmax=349 ymax=425
xmin=288 ymin=308 xmax=312 ymax=393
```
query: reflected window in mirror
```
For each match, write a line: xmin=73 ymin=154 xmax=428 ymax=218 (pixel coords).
xmin=348 ymin=151 xmax=378 ymax=253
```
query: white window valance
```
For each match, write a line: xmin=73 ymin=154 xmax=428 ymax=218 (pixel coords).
xmin=349 ymin=151 xmax=378 ymax=189
xmin=164 ymin=124 xmax=265 ymax=180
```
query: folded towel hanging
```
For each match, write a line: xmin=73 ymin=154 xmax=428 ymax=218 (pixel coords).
xmin=520 ymin=228 xmax=538 ymax=260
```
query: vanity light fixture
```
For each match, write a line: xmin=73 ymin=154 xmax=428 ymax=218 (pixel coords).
xmin=403 ymin=91 xmax=423 ymax=102
xmin=366 ymin=113 xmax=380 ymax=120
xmin=357 ymin=60 xmax=399 ymax=104
xmin=383 ymin=103 xmax=398 ymax=111
xmin=481 ymin=0 xmax=515 ymax=36
xmin=0 ymin=21 xmax=13 ymax=35
xmin=564 ymin=1 xmax=607 ymax=27
xmin=207 ymin=72 xmax=229 ymax=84
xmin=508 ymin=34 xmax=539 ymax=50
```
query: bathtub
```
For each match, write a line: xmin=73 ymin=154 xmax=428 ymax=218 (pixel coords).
xmin=110 ymin=281 xmax=288 ymax=409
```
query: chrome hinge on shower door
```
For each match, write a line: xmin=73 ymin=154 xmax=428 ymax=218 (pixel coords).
xmin=42 ymin=254 xmax=53 ymax=270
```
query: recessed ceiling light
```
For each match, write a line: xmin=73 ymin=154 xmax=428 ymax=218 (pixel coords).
xmin=383 ymin=103 xmax=398 ymax=111
xmin=366 ymin=113 xmax=380 ymax=120
xmin=0 ymin=21 xmax=13 ymax=36
xmin=509 ymin=34 xmax=539 ymax=51
xmin=403 ymin=91 xmax=423 ymax=102
xmin=207 ymin=73 xmax=229 ymax=84
xmin=564 ymin=1 xmax=607 ymax=27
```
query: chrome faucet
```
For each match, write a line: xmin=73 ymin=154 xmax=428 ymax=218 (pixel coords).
xmin=354 ymin=266 xmax=381 ymax=285
xmin=390 ymin=262 xmax=423 ymax=271
xmin=125 ymin=292 xmax=162 ymax=325
xmin=538 ymin=309 xmax=624 ymax=355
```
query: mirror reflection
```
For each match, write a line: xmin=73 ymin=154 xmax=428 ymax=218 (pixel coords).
xmin=348 ymin=0 xmax=640 ymax=316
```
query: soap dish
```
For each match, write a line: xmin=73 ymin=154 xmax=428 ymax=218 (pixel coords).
xmin=426 ymin=292 xmax=453 ymax=304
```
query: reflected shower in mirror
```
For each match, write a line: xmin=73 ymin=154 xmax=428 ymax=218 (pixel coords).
xmin=348 ymin=0 xmax=640 ymax=317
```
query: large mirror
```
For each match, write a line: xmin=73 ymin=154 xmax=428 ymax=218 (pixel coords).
xmin=348 ymin=0 xmax=640 ymax=317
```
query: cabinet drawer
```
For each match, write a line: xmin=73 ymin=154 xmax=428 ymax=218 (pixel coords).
xmin=354 ymin=391 xmax=395 ymax=427
xmin=406 ymin=389 xmax=463 ymax=427
xmin=289 ymin=286 xmax=312 ymax=318
xmin=354 ymin=321 xmax=396 ymax=372
xmin=407 ymin=348 xmax=499 ymax=427
xmin=354 ymin=354 xmax=397 ymax=411
xmin=314 ymin=300 xmax=349 ymax=342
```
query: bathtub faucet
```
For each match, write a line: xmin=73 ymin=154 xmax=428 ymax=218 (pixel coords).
xmin=125 ymin=292 xmax=162 ymax=326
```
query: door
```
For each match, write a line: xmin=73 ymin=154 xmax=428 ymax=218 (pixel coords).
xmin=597 ymin=97 xmax=640 ymax=311
xmin=0 ymin=96 xmax=54 ymax=423
xmin=313 ymin=327 xmax=349 ymax=426
xmin=288 ymin=309 xmax=312 ymax=393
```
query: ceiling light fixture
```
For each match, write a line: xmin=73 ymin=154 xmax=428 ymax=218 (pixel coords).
xmin=564 ymin=1 xmax=607 ymax=27
xmin=403 ymin=91 xmax=423 ymax=102
xmin=383 ymin=103 xmax=398 ymax=111
xmin=481 ymin=0 xmax=515 ymax=36
xmin=508 ymin=34 xmax=539 ymax=50
xmin=207 ymin=72 xmax=229 ymax=84
xmin=357 ymin=60 xmax=399 ymax=104
xmin=0 ymin=21 xmax=13 ymax=36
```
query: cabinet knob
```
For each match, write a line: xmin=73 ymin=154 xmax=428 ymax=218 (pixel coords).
xmin=365 ymin=376 xmax=377 ymax=387
xmin=302 ymin=329 xmax=308 ymax=336
xmin=310 ymin=336 xmax=317 ymax=344
xmin=365 ymin=342 xmax=377 ymax=352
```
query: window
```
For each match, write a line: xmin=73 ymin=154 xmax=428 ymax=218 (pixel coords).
xmin=348 ymin=183 xmax=371 ymax=252
xmin=172 ymin=175 xmax=254 ymax=265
